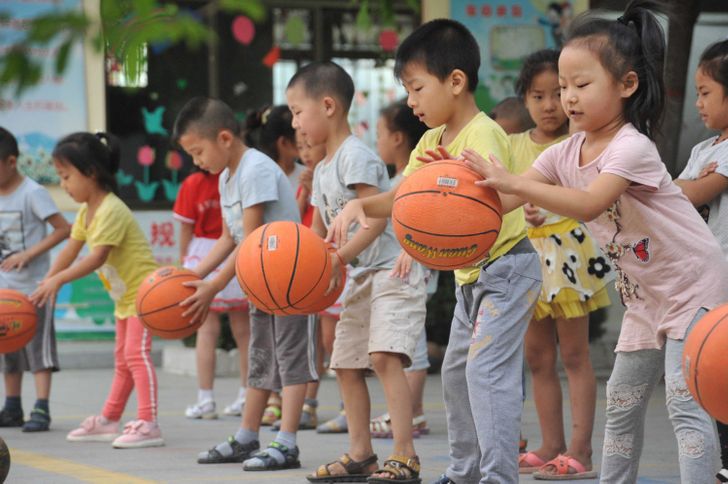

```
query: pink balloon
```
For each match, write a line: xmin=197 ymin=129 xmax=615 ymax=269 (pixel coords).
xmin=232 ymin=16 xmax=255 ymax=45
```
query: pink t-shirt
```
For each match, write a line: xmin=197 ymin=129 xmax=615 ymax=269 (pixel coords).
xmin=533 ymin=123 xmax=728 ymax=352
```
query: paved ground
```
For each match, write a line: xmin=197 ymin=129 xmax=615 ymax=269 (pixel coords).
xmin=0 ymin=361 xmax=698 ymax=484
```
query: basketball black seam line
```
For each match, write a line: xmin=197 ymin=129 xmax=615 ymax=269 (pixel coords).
xmin=691 ymin=314 xmax=728 ymax=408
xmin=394 ymin=191 xmax=502 ymax=222
xmin=395 ymin=221 xmax=500 ymax=238
xmin=285 ymin=224 xmax=302 ymax=307
xmin=288 ymin=245 xmax=329 ymax=309
xmin=138 ymin=274 xmax=198 ymax=311
xmin=235 ymin=242 xmax=275 ymax=314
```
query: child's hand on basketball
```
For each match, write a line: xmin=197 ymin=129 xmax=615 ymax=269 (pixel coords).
xmin=0 ymin=251 xmax=31 ymax=271
xmin=30 ymin=275 xmax=61 ymax=307
xmin=524 ymin=203 xmax=546 ymax=227
xmin=390 ymin=251 xmax=413 ymax=281
xmin=462 ymin=150 xmax=518 ymax=194
xmin=180 ymin=279 xmax=214 ymax=324
xmin=416 ymin=145 xmax=456 ymax=164
xmin=325 ymin=199 xmax=368 ymax=246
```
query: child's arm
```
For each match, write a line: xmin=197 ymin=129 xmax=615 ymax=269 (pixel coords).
xmin=674 ymin=171 xmax=728 ymax=207
xmin=463 ymin=149 xmax=630 ymax=221
xmin=325 ymin=179 xmax=401 ymax=246
xmin=189 ymin=222 xmax=236 ymax=278
xmin=182 ymin=205 xmax=264 ymax=324
xmin=178 ymin=222 xmax=194 ymax=264
xmin=320 ymin=184 xmax=388 ymax=293
xmin=0 ymin=213 xmax=70 ymax=272
xmin=30 ymin=243 xmax=112 ymax=307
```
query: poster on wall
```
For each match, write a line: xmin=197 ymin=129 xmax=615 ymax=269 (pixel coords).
xmin=0 ymin=0 xmax=88 ymax=184
xmin=452 ymin=0 xmax=588 ymax=112
xmin=52 ymin=211 xmax=180 ymax=339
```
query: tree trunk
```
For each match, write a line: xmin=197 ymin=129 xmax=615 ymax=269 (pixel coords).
xmin=658 ymin=0 xmax=700 ymax=175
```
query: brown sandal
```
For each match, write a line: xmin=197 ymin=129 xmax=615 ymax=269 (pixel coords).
xmin=367 ymin=455 xmax=421 ymax=483
xmin=307 ymin=453 xmax=379 ymax=482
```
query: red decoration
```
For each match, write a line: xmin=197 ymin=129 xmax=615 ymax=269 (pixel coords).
xmin=497 ymin=5 xmax=507 ymax=17
xmin=481 ymin=5 xmax=492 ymax=17
xmin=512 ymin=5 xmax=523 ymax=17
xmin=466 ymin=4 xmax=476 ymax=16
xmin=379 ymin=30 xmax=398 ymax=52
xmin=263 ymin=46 xmax=281 ymax=68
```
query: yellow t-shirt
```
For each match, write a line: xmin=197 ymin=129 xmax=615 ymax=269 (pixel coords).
xmin=71 ymin=193 xmax=158 ymax=318
xmin=510 ymin=131 xmax=569 ymax=227
xmin=403 ymin=112 xmax=527 ymax=286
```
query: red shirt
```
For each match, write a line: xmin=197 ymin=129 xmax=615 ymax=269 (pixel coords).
xmin=297 ymin=184 xmax=314 ymax=228
xmin=173 ymin=172 xmax=222 ymax=238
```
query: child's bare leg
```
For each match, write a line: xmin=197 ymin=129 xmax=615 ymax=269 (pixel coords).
xmin=320 ymin=315 xmax=337 ymax=358
xmin=4 ymin=373 xmax=21 ymax=397
xmin=228 ymin=310 xmax=250 ymax=388
xmin=196 ymin=312 xmax=221 ymax=391
xmin=32 ymin=370 xmax=51 ymax=400
xmin=525 ymin=317 xmax=566 ymax=460
xmin=556 ymin=315 xmax=595 ymax=468
xmin=241 ymin=387 xmax=271 ymax=432
xmin=371 ymin=352 xmax=416 ymax=457
xmin=279 ymin=383 xmax=307 ymax=433
xmin=337 ymin=368 xmax=374 ymax=460
xmin=406 ymin=369 xmax=426 ymax=417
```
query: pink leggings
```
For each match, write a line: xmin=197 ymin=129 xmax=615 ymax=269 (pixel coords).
xmin=101 ymin=317 xmax=158 ymax=422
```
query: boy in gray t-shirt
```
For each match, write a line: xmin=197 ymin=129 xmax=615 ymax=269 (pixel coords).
xmin=0 ymin=126 xmax=70 ymax=432
xmin=288 ymin=62 xmax=427 ymax=482
xmin=174 ymin=98 xmax=316 ymax=472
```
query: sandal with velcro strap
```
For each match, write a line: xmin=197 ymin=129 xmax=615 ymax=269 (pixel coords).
xmin=197 ymin=437 xmax=260 ymax=464
xmin=242 ymin=441 xmax=301 ymax=471
xmin=367 ymin=454 xmax=421 ymax=483
xmin=307 ymin=453 xmax=379 ymax=482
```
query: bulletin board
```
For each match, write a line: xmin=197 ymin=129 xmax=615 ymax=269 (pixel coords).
xmin=451 ymin=0 xmax=588 ymax=111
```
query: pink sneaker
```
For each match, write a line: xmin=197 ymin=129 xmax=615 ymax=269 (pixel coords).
xmin=67 ymin=415 xmax=120 ymax=442
xmin=112 ymin=420 xmax=164 ymax=449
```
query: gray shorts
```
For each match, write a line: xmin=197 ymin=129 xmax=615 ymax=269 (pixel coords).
xmin=247 ymin=307 xmax=318 ymax=391
xmin=0 ymin=302 xmax=59 ymax=373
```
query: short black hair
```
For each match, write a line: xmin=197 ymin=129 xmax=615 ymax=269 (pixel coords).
xmin=380 ymin=100 xmax=428 ymax=152
xmin=244 ymin=104 xmax=295 ymax=161
xmin=53 ymin=132 xmax=120 ymax=194
xmin=489 ymin=97 xmax=534 ymax=132
xmin=287 ymin=61 xmax=355 ymax=112
xmin=699 ymin=39 xmax=728 ymax=96
xmin=172 ymin=97 xmax=241 ymax=144
xmin=514 ymin=49 xmax=560 ymax=99
xmin=394 ymin=19 xmax=480 ymax=92
xmin=0 ymin=126 xmax=19 ymax=160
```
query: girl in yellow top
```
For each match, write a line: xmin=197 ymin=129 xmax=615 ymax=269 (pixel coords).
xmin=31 ymin=132 xmax=162 ymax=449
xmin=512 ymin=50 xmax=612 ymax=478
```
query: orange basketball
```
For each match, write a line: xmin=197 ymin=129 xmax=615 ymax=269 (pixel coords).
xmin=0 ymin=289 xmax=38 ymax=354
xmin=392 ymin=160 xmax=502 ymax=269
xmin=136 ymin=266 xmax=202 ymax=339
xmin=683 ymin=303 xmax=728 ymax=423
xmin=235 ymin=221 xmax=343 ymax=315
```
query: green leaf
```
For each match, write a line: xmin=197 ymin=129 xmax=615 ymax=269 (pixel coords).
xmin=54 ymin=39 xmax=72 ymax=75
xmin=218 ymin=0 xmax=266 ymax=22
xmin=356 ymin=0 xmax=371 ymax=31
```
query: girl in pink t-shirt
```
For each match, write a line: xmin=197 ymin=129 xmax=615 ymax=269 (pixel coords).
xmin=463 ymin=2 xmax=728 ymax=482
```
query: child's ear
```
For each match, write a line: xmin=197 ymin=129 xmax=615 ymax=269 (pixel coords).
xmin=322 ymin=96 xmax=337 ymax=117
xmin=620 ymin=71 xmax=639 ymax=98
xmin=450 ymin=69 xmax=468 ymax=96
xmin=392 ymin=131 xmax=405 ymax=148
xmin=218 ymin=129 xmax=233 ymax=147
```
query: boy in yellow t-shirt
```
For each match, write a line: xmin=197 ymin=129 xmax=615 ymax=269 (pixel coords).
xmin=327 ymin=19 xmax=542 ymax=483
